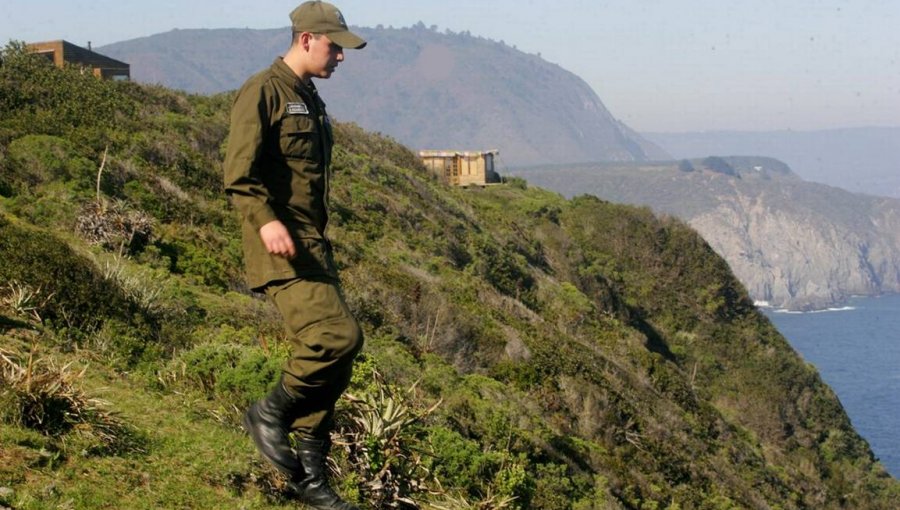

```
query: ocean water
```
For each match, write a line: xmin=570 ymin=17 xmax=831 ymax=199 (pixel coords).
xmin=763 ymin=294 xmax=900 ymax=478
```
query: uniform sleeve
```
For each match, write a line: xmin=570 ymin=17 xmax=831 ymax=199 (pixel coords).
xmin=223 ymin=81 xmax=279 ymax=231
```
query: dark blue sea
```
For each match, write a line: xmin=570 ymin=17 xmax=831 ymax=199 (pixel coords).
xmin=763 ymin=293 xmax=900 ymax=478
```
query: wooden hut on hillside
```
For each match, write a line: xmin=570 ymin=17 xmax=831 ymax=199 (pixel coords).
xmin=27 ymin=40 xmax=130 ymax=80
xmin=419 ymin=150 xmax=500 ymax=186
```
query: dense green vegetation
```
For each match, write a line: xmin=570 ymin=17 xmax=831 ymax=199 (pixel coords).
xmin=1 ymin=43 xmax=897 ymax=509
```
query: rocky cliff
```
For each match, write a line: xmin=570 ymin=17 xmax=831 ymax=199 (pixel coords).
xmin=515 ymin=157 xmax=900 ymax=310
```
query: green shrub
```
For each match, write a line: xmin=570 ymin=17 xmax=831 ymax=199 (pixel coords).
xmin=6 ymin=135 xmax=96 ymax=192
xmin=0 ymin=42 xmax=135 ymax=149
xmin=531 ymin=463 xmax=576 ymax=509
xmin=471 ymin=236 xmax=537 ymax=308
xmin=156 ymin=236 xmax=230 ymax=289
xmin=426 ymin=426 xmax=502 ymax=497
xmin=216 ymin=350 xmax=281 ymax=403
xmin=0 ymin=214 xmax=136 ymax=333
xmin=493 ymin=453 xmax=535 ymax=507
xmin=2 ymin=181 xmax=82 ymax=230
xmin=504 ymin=176 xmax=528 ymax=189
xmin=90 ymin=318 xmax=162 ymax=369
xmin=176 ymin=342 xmax=280 ymax=405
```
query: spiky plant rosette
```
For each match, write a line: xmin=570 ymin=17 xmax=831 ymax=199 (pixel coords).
xmin=0 ymin=345 xmax=141 ymax=454
xmin=334 ymin=378 xmax=442 ymax=509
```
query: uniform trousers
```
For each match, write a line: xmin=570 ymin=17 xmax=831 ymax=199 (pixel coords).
xmin=265 ymin=275 xmax=363 ymax=438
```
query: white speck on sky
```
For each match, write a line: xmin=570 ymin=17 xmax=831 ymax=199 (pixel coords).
xmin=2 ymin=0 xmax=897 ymax=132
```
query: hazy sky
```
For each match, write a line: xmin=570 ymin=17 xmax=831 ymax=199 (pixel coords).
xmin=2 ymin=0 xmax=897 ymax=132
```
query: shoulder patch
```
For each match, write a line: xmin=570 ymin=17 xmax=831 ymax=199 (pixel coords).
xmin=286 ymin=102 xmax=309 ymax=115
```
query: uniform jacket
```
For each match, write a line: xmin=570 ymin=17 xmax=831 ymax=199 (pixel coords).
xmin=224 ymin=58 xmax=337 ymax=290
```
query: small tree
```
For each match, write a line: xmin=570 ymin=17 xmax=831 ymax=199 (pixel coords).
xmin=678 ymin=159 xmax=694 ymax=172
xmin=702 ymin=156 xmax=736 ymax=176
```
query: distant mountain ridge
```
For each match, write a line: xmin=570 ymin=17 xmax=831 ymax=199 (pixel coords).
xmin=99 ymin=24 xmax=668 ymax=166
xmin=514 ymin=157 xmax=900 ymax=310
xmin=645 ymin=128 xmax=900 ymax=199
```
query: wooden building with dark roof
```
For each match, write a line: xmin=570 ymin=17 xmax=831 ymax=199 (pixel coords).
xmin=27 ymin=40 xmax=129 ymax=80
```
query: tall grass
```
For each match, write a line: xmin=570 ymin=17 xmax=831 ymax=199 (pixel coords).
xmin=0 ymin=345 xmax=144 ymax=455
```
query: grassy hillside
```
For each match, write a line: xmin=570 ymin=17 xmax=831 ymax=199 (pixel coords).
xmin=1 ymin=44 xmax=897 ymax=509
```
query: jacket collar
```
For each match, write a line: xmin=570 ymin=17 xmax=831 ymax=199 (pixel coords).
xmin=271 ymin=57 xmax=319 ymax=97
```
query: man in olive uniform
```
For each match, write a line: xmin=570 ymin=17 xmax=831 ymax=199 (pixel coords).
xmin=223 ymin=2 xmax=365 ymax=509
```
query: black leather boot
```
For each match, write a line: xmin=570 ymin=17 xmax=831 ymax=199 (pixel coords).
xmin=290 ymin=437 xmax=359 ymax=510
xmin=242 ymin=381 xmax=302 ymax=477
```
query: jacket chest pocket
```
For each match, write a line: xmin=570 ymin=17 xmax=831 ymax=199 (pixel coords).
xmin=278 ymin=115 xmax=320 ymax=160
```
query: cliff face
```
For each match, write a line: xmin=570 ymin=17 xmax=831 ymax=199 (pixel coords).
xmin=515 ymin=157 xmax=900 ymax=310
xmin=691 ymin=190 xmax=900 ymax=309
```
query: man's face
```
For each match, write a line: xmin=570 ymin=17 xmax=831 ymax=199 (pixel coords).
xmin=307 ymin=34 xmax=344 ymax=79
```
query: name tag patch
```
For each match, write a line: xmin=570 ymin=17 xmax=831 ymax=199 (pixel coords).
xmin=286 ymin=102 xmax=309 ymax=115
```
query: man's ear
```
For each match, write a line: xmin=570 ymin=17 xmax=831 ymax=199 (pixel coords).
xmin=297 ymin=32 xmax=313 ymax=51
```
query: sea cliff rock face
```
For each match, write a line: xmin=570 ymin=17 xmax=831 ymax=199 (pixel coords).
xmin=690 ymin=191 xmax=900 ymax=310
xmin=514 ymin=157 xmax=900 ymax=310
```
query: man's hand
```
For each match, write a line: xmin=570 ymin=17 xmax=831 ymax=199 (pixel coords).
xmin=259 ymin=220 xmax=296 ymax=259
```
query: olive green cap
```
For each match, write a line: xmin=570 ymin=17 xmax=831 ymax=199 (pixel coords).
xmin=290 ymin=1 xmax=366 ymax=49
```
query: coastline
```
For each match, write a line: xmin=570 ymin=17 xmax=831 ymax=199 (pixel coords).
xmin=763 ymin=293 xmax=900 ymax=477
xmin=755 ymin=292 xmax=898 ymax=314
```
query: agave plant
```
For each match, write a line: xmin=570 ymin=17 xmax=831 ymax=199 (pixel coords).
xmin=335 ymin=376 xmax=442 ymax=508
xmin=0 ymin=345 xmax=141 ymax=454
xmin=0 ymin=280 xmax=54 ymax=322
xmin=423 ymin=490 xmax=517 ymax=510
